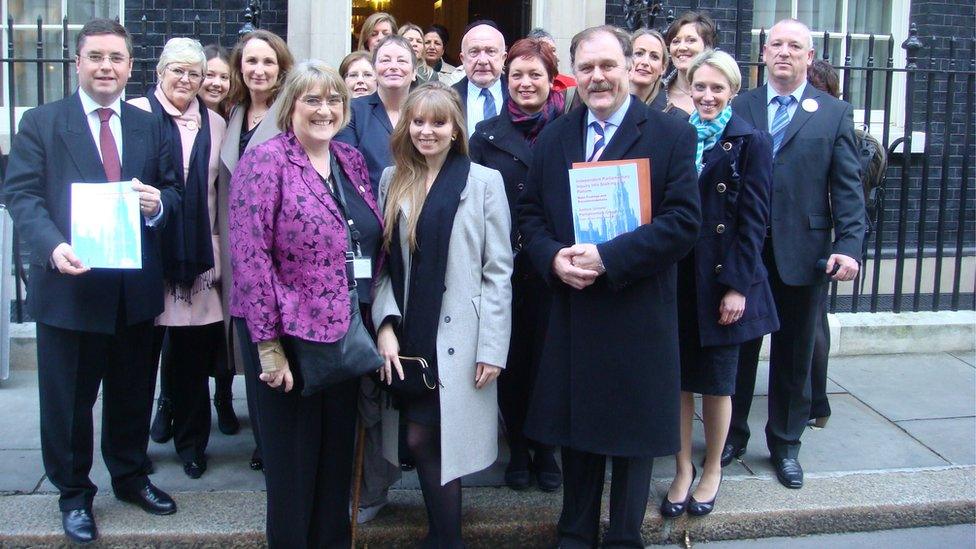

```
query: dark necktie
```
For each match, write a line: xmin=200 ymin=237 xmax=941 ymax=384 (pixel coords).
xmin=97 ymin=107 xmax=121 ymax=181
xmin=587 ymin=121 xmax=606 ymax=162
xmin=770 ymin=95 xmax=795 ymax=157
xmin=480 ymin=87 xmax=496 ymax=120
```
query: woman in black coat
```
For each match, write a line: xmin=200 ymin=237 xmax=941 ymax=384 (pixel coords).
xmin=469 ymin=37 xmax=565 ymax=492
xmin=661 ymin=50 xmax=778 ymax=518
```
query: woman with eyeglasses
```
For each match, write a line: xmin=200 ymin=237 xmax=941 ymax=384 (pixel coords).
xmin=130 ymin=37 xmax=227 ymax=479
xmin=230 ymin=60 xmax=382 ymax=548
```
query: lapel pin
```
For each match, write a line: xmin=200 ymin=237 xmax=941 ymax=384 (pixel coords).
xmin=801 ymin=98 xmax=819 ymax=113
xmin=722 ymin=141 xmax=733 ymax=151
xmin=185 ymin=120 xmax=198 ymax=131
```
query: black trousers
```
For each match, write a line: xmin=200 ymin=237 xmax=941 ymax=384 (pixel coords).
xmin=233 ymin=317 xmax=263 ymax=460
xmin=809 ymin=304 xmax=832 ymax=419
xmin=557 ymin=447 xmax=654 ymax=549
xmin=729 ymin=243 xmax=826 ymax=459
xmin=246 ymin=335 xmax=359 ymax=549
xmin=499 ymin=260 xmax=552 ymax=457
xmin=158 ymin=322 xmax=225 ymax=462
xmin=37 ymin=320 xmax=156 ymax=512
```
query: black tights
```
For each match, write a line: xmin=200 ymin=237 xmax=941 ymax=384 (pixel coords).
xmin=406 ymin=421 xmax=464 ymax=549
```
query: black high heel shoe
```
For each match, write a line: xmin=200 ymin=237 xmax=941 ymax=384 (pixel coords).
xmin=659 ymin=464 xmax=696 ymax=518
xmin=688 ymin=470 xmax=723 ymax=516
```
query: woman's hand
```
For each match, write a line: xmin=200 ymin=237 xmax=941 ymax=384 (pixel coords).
xmin=718 ymin=289 xmax=746 ymax=326
xmin=257 ymin=339 xmax=294 ymax=392
xmin=376 ymin=323 xmax=404 ymax=385
xmin=475 ymin=362 xmax=501 ymax=389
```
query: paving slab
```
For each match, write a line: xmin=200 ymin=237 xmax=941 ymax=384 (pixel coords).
xmin=948 ymin=350 xmax=976 ymax=368
xmin=0 ymin=450 xmax=44 ymax=494
xmin=896 ymin=417 xmax=976 ymax=466
xmin=0 ymin=371 xmax=41 ymax=450
xmin=826 ymin=353 xmax=976 ymax=421
xmin=729 ymin=395 xmax=947 ymax=476
xmin=749 ymin=360 xmax=845 ymax=397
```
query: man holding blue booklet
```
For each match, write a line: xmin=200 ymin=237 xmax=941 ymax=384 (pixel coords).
xmin=517 ymin=24 xmax=701 ymax=549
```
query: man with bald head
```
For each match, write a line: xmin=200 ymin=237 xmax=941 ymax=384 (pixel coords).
xmin=518 ymin=25 xmax=699 ymax=547
xmin=452 ymin=20 xmax=508 ymax=136
xmin=722 ymin=19 xmax=865 ymax=489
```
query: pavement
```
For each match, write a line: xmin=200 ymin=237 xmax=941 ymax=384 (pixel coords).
xmin=0 ymin=351 xmax=974 ymax=547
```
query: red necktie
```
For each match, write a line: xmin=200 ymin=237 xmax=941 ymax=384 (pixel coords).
xmin=97 ymin=108 xmax=121 ymax=181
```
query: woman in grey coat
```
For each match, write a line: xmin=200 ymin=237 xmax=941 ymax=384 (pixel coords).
xmin=372 ymin=82 xmax=512 ymax=548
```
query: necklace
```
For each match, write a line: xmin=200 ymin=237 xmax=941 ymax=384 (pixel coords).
xmin=249 ymin=108 xmax=267 ymax=127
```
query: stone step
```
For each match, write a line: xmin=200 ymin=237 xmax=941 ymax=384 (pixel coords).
xmin=0 ymin=466 xmax=972 ymax=547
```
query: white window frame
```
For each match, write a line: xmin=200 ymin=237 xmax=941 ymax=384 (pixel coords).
xmin=751 ymin=0 xmax=923 ymax=152
xmin=0 ymin=1 xmax=124 ymax=148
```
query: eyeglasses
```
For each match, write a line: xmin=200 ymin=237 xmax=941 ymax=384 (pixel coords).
xmin=167 ymin=66 xmax=203 ymax=82
xmin=83 ymin=53 xmax=129 ymax=65
xmin=300 ymin=95 xmax=343 ymax=108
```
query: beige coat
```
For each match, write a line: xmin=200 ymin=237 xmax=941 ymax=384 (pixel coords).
xmin=216 ymin=100 xmax=282 ymax=371
xmin=372 ymin=163 xmax=513 ymax=484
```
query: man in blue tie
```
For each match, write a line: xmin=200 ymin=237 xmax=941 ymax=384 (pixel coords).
xmin=451 ymin=21 xmax=508 ymax=136
xmin=518 ymin=25 xmax=700 ymax=547
xmin=722 ymin=19 xmax=865 ymax=489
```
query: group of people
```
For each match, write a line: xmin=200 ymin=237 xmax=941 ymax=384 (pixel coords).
xmin=2 ymin=7 xmax=865 ymax=548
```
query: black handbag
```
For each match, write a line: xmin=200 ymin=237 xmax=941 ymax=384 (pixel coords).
xmin=373 ymin=354 xmax=441 ymax=399
xmin=282 ymin=288 xmax=383 ymax=397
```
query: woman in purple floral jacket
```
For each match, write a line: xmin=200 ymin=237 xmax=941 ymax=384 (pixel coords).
xmin=229 ymin=60 xmax=383 ymax=548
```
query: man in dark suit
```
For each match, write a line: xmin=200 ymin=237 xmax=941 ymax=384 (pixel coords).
xmin=722 ymin=18 xmax=865 ymax=489
xmin=451 ymin=21 xmax=509 ymax=136
xmin=3 ymin=19 xmax=182 ymax=543
xmin=518 ymin=25 xmax=700 ymax=547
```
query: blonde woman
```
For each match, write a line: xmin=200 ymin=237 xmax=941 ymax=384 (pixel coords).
xmin=630 ymin=28 xmax=669 ymax=110
xmin=358 ymin=11 xmax=397 ymax=52
xmin=399 ymin=22 xmax=435 ymax=84
xmin=373 ymin=82 xmax=512 ymax=547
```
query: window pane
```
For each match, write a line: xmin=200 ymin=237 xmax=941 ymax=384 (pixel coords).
xmin=798 ymin=0 xmax=843 ymax=33
xmin=67 ymin=0 xmax=121 ymax=25
xmin=7 ymin=0 xmax=61 ymax=25
xmin=812 ymin=35 xmax=843 ymax=65
xmin=752 ymin=0 xmax=793 ymax=30
xmin=11 ymin=29 xmax=71 ymax=106
xmin=846 ymin=37 xmax=889 ymax=112
xmin=847 ymin=0 xmax=892 ymax=34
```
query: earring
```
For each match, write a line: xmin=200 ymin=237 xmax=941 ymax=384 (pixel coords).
xmin=451 ymin=134 xmax=457 ymax=141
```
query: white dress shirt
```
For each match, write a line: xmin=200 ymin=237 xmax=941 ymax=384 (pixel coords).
xmin=77 ymin=88 xmax=163 ymax=225
xmin=765 ymin=80 xmax=807 ymax=132
xmin=465 ymin=78 xmax=504 ymax=137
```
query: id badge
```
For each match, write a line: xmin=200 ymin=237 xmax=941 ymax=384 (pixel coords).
xmin=353 ymin=256 xmax=372 ymax=279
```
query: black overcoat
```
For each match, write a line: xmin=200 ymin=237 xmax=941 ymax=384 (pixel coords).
xmin=517 ymin=97 xmax=701 ymax=457
xmin=686 ymin=113 xmax=780 ymax=347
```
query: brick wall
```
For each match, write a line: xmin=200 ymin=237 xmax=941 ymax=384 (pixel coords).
xmin=123 ymin=0 xmax=289 ymax=96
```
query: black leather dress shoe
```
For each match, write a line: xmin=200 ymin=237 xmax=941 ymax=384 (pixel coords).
xmin=183 ymin=460 xmax=207 ymax=479
xmin=504 ymin=469 xmax=531 ymax=490
xmin=115 ymin=482 xmax=177 ymax=515
xmin=62 ymin=509 xmax=97 ymax=544
xmin=687 ymin=471 xmax=723 ymax=516
xmin=720 ymin=443 xmax=745 ymax=467
xmin=773 ymin=457 xmax=804 ymax=489
xmin=533 ymin=451 xmax=563 ymax=492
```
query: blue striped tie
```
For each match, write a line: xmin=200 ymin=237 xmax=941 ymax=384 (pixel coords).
xmin=587 ymin=121 xmax=606 ymax=162
xmin=770 ymin=95 xmax=795 ymax=156
xmin=480 ymin=87 xmax=496 ymax=120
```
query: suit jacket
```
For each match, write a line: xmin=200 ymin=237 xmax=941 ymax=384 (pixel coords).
xmin=732 ymin=84 xmax=865 ymax=286
xmin=3 ymin=92 xmax=181 ymax=333
xmin=451 ymin=76 xmax=510 ymax=122
xmin=372 ymin=162 xmax=513 ymax=484
xmin=683 ymin=113 xmax=779 ymax=347
xmin=229 ymin=132 xmax=381 ymax=344
xmin=518 ymin=97 xmax=701 ymax=457
xmin=335 ymin=92 xmax=394 ymax=196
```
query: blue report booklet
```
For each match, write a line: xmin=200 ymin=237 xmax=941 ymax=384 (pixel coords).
xmin=70 ymin=181 xmax=142 ymax=269
xmin=568 ymin=158 xmax=651 ymax=244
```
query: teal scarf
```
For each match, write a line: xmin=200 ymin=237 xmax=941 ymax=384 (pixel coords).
xmin=689 ymin=105 xmax=733 ymax=174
